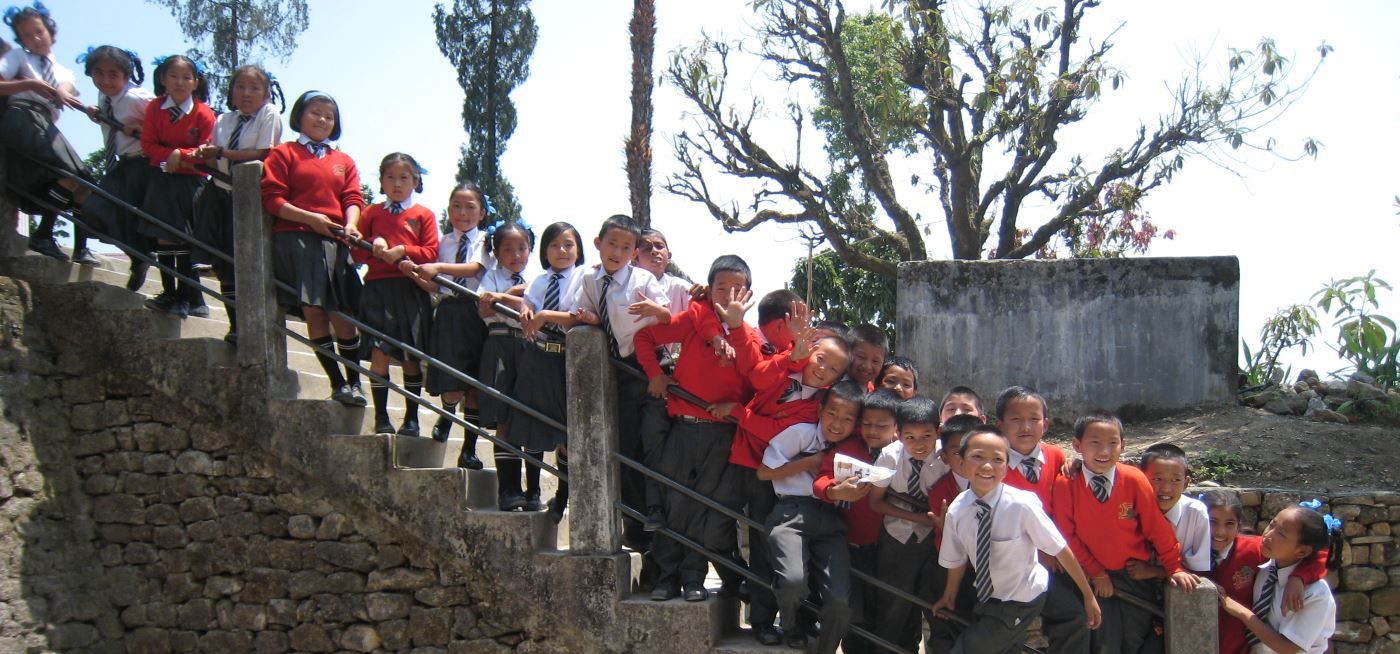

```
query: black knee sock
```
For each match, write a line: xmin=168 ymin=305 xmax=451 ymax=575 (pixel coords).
xmin=173 ymin=250 xmax=194 ymax=301
xmin=496 ymin=451 xmax=522 ymax=496
xmin=221 ymin=280 xmax=237 ymax=332
xmin=336 ymin=337 xmax=361 ymax=387
xmin=34 ymin=213 xmax=57 ymax=240
xmin=74 ymin=225 xmax=89 ymax=253
xmin=156 ymin=250 xmax=177 ymax=294
xmin=524 ymin=451 xmax=543 ymax=497
xmin=311 ymin=335 xmax=346 ymax=388
xmin=555 ymin=451 xmax=570 ymax=500
xmin=439 ymin=400 xmax=458 ymax=424
xmin=403 ymin=372 xmax=423 ymax=420
xmin=370 ymin=380 xmax=390 ymax=423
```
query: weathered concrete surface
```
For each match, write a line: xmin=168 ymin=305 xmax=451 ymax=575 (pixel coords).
xmin=1166 ymin=578 xmax=1219 ymax=654
xmin=898 ymin=257 xmax=1239 ymax=422
xmin=566 ymin=326 xmax=620 ymax=556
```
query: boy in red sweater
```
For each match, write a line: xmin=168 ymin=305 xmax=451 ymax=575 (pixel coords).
xmin=635 ymin=255 xmax=756 ymax=603
xmin=1052 ymin=412 xmax=1198 ymax=654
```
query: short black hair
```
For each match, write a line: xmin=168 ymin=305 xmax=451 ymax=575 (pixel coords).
xmin=850 ymin=323 xmax=888 ymax=352
xmin=707 ymin=254 xmax=752 ymax=287
xmin=958 ymin=424 xmax=1008 ymax=458
xmin=153 ymin=54 xmax=211 ymax=104
xmin=82 ymin=45 xmax=145 ymax=86
xmin=1201 ymin=489 xmax=1243 ymax=520
xmin=1140 ymin=442 xmax=1190 ymax=473
xmin=823 ymin=380 xmax=865 ymax=410
xmin=861 ymin=388 xmax=902 ymax=421
xmin=813 ymin=334 xmax=851 ymax=359
xmin=597 ymin=214 xmax=641 ymax=242
xmin=939 ymin=414 xmax=984 ymax=450
xmin=940 ymin=385 xmax=983 ymax=414
xmin=878 ymin=356 xmax=919 ymax=389
xmin=290 ymin=90 xmax=342 ymax=141
xmin=812 ymin=319 xmax=850 ymax=342
xmin=895 ymin=396 xmax=938 ymax=430
xmin=1072 ymin=411 xmax=1123 ymax=440
xmin=994 ymin=385 xmax=1047 ymax=420
xmin=758 ymin=289 xmax=802 ymax=326
xmin=538 ymin=221 xmax=585 ymax=270
xmin=485 ymin=219 xmax=534 ymax=257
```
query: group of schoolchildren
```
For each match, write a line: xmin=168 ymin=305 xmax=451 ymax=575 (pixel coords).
xmin=0 ymin=4 xmax=1342 ymax=653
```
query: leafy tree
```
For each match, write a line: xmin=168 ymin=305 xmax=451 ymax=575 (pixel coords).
xmin=790 ymin=240 xmax=897 ymax=346
xmin=434 ymin=0 xmax=538 ymax=225
xmin=665 ymin=0 xmax=1328 ymax=277
xmin=146 ymin=0 xmax=309 ymax=107
xmin=624 ymin=0 xmax=656 ymax=228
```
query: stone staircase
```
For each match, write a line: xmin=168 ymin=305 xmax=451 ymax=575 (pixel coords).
xmin=0 ymin=234 xmax=760 ymax=652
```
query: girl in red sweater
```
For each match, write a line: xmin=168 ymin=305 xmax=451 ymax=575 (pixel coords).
xmin=138 ymin=54 xmax=214 ymax=319
xmin=354 ymin=153 xmax=439 ymax=436
xmin=261 ymin=90 xmax=366 ymax=407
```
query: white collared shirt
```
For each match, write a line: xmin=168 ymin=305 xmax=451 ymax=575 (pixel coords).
xmin=872 ymin=440 xmax=948 ymax=543
xmin=0 ymin=48 xmax=75 ymax=121
xmin=940 ymin=484 xmax=1066 ymax=604
xmin=99 ymin=83 xmax=155 ymax=157
xmin=436 ymin=226 xmax=492 ymax=294
xmin=762 ymin=422 xmax=828 ymax=497
xmin=575 ymin=263 xmax=668 ymax=358
xmin=657 ymin=273 xmax=693 ymax=313
xmin=160 ymin=94 xmax=195 ymax=116
xmin=1083 ymin=465 xmax=1117 ymax=494
xmin=1250 ymin=560 xmax=1335 ymax=653
xmin=1009 ymin=444 xmax=1044 ymax=480
xmin=523 ymin=264 xmax=584 ymax=315
xmin=1163 ymin=495 xmax=1212 ymax=573
xmin=479 ymin=266 xmax=533 ymax=326
xmin=211 ymin=103 xmax=281 ymax=189
xmin=779 ymin=372 xmax=823 ymax=403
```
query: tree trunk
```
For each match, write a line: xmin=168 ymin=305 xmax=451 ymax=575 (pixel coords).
xmin=486 ymin=0 xmax=502 ymax=194
xmin=625 ymin=0 xmax=656 ymax=228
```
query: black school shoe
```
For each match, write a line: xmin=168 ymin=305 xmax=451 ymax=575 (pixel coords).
xmin=643 ymin=506 xmax=664 ymax=532
xmin=144 ymin=292 xmax=188 ymax=319
xmin=397 ymin=418 xmax=421 ymax=438
xmin=456 ymin=449 xmax=483 ymax=470
xmin=27 ymin=237 xmax=68 ymax=260
xmin=373 ymin=416 xmax=395 ymax=435
xmin=348 ymin=384 xmax=369 ymax=407
xmin=783 ymin=631 xmax=807 ymax=650
xmin=522 ymin=490 xmax=544 ymax=512
xmin=650 ymin=579 xmax=680 ymax=601
xmin=431 ymin=417 xmax=452 ymax=443
xmin=72 ymin=248 xmax=99 ymax=266
xmin=498 ymin=492 xmax=527 ymax=512
xmin=682 ymin=581 xmax=708 ymax=602
xmin=755 ymin=625 xmax=783 ymax=647
xmin=546 ymin=493 xmax=567 ymax=524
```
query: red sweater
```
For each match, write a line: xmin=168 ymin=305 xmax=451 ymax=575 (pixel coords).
xmin=1051 ymin=463 xmax=1183 ymax=577
xmin=813 ymin=436 xmax=882 ymax=546
xmin=1213 ymin=534 xmax=1329 ymax=654
xmin=926 ymin=471 xmax=965 ymax=548
xmin=262 ymin=141 xmax=364 ymax=234
xmin=725 ymin=326 xmax=817 ymax=468
xmin=352 ymin=203 xmax=440 ymax=281
xmin=139 ymin=97 xmax=214 ymax=175
xmin=635 ymin=301 xmax=752 ymax=421
xmin=1005 ymin=442 xmax=1067 ymax=512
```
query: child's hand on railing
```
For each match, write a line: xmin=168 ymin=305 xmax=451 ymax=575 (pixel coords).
xmin=1167 ymin=570 xmax=1199 ymax=593
xmin=164 ymin=150 xmax=184 ymax=173
xmin=646 ymin=374 xmax=674 ymax=398
xmin=416 ymin=262 xmax=443 ymax=281
xmin=306 ymin=213 xmax=337 ymax=237
xmin=706 ymin=402 xmax=736 ymax=420
xmin=573 ymin=308 xmax=600 ymax=326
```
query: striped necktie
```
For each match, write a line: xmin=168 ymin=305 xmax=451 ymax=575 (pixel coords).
xmin=36 ymin=56 xmax=57 ymax=108
xmin=511 ymin=273 xmax=524 ymax=287
xmin=1247 ymin=563 xmax=1278 ymax=646
xmin=227 ymin=113 xmax=253 ymax=150
xmin=1091 ymin=474 xmax=1110 ymax=503
xmin=908 ymin=458 xmax=927 ymax=502
xmin=102 ymin=96 xmax=117 ymax=168
xmin=543 ymin=272 xmax=563 ymax=311
xmin=306 ymin=142 xmax=327 ymax=158
xmin=778 ymin=377 xmax=802 ymax=403
xmin=1021 ymin=457 xmax=1040 ymax=484
xmin=598 ymin=274 xmax=620 ymax=357
xmin=1211 ymin=549 xmax=1221 ymax=571
xmin=974 ymin=499 xmax=993 ymax=603
xmin=388 ymin=201 xmax=404 ymax=215
xmin=168 ymin=103 xmax=183 ymax=124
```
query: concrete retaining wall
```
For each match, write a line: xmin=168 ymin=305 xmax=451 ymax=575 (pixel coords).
xmin=897 ymin=257 xmax=1239 ymax=421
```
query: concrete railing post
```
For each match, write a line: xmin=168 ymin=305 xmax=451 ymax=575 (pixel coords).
xmin=1165 ymin=577 xmax=1218 ymax=654
xmin=232 ymin=161 xmax=287 ymax=384
xmin=566 ymin=326 xmax=621 ymax=555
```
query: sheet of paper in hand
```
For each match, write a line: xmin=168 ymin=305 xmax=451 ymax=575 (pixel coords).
xmin=833 ymin=453 xmax=895 ymax=485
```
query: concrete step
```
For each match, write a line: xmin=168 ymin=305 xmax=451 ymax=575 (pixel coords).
xmin=711 ymin=635 xmax=787 ymax=653
xmin=620 ymin=591 xmax=740 ymax=653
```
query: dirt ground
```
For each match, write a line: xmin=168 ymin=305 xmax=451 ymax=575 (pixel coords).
xmin=1040 ymin=404 xmax=1400 ymax=493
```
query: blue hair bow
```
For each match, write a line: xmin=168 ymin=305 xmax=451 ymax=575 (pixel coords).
xmin=75 ymin=45 xmax=96 ymax=64
xmin=485 ymin=223 xmax=498 ymax=237
xmin=4 ymin=1 xmax=47 ymax=24
xmin=516 ymin=218 xmax=531 ymax=231
xmin=153 ymin=54 xmax=205 ymax=75
xmin=1299 ymin=498 xmax=1323 ymax=511
xmin=1323 ymin=514 xmax=1342 ymax=535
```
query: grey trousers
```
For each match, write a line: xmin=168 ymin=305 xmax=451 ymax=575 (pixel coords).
xmin=766 ymin=496 xmax=851 ymax=654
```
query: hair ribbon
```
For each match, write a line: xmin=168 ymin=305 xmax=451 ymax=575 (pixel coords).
xmin=1299 ymin=498 xmax=1323 ymax=511
xmin=75 ymin=45 xmax=96 ymax=64
xmin=1323 ymin=514 xmax=1342 ymax=535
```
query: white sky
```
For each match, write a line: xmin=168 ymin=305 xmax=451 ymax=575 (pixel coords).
xmin=38 ymin=0 xmax=1400 ymax=377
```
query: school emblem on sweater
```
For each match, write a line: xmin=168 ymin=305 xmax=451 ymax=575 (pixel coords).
xmin=1117 ymin=502 xmax=1136 ymax=521
xmin=406 ymin=218 xmax=420 ymax=232
xmin=187 ymin=127 xmax=200 ymax=142
xmin=332 ymin=164 xmax=347 ymax=178
xmin=1231 ymin=566 xmax=1255 ymax=590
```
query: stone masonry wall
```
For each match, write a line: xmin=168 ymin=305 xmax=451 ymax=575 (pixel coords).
xmin=0 ymin=273 xmax=556 ymax=653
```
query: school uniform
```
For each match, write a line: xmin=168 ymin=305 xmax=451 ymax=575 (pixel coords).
xmin=1249 ymin=560 xmax=1335 ymax=654
xmin=352 ymin=197 xmax=439 ymax=360
xmin=1164 ymin=495 xmax=1212 ymax=573
xmin=424 ymin=225 xmax=493 ymax=395
xmin=575 ymin=263 xmax=667 ymax=533
xmin=193 ymin=103 xmax=282 ymax=275
xmin=474 ymin=266 xmax=532 ymax=428
xmin=815 ymin=436 xmax=885 ymax=654
xmin=635 ymin=302 xmax=753 ymax=590
xmin=80 ymin=82 xmax=155 ymax=251
xmin=763 ymin=422 xmax=852 ymax=654
xmin=137 ymin=94 xmax=215 ymax=241
xmin=870 ymin=440 xmax=946 ymax=651
xmin=940 ymin=484 xmax=1067 ymax=654
xmin=925 ymin=471 xmax=975 ymax=654
xmin=1006 ymin=442 xmax=1067 ymax=510
xmin=1212 ymin=535 xmax=1329 ymax=654
xmin=1006 ymin=441 xmax=1086 ymax=654
xmin=0 ymin=48 xmax=89 ymax=213
xmin=261 ymin=136 xmax=364 ymax=312
xmin=505 ymin=264 xmax=584 ymax=452
xmin=1052 ymin=464 xmax=1183 ymax=654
